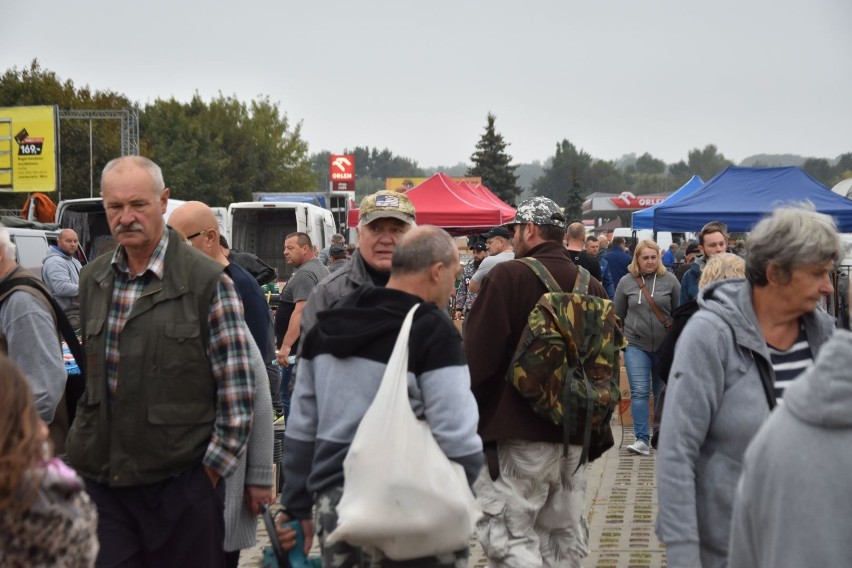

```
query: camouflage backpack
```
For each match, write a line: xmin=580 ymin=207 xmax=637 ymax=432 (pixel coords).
xmin=507 ymin=258 xmax=626 ymax=466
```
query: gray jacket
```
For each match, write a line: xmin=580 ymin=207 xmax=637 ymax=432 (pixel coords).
xmin=299 ymin=248 xmax=374 ymax=342
xmin=42 ymin=246 xmax=81 ymax=310
xmin=729 ymin=329 xmax=852 ymax=568
xmin=614 ymin=270 xmax=680 ymax=352
xmin=224 ymin=329 xmax=274 ymax=552
xmin=655 ymin=278 xmax=834 ymax=568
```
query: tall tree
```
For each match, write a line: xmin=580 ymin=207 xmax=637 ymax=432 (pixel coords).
xmin=687 ymin=144 xmax=733 ymax=181
xmin=634 ymin=152 xmax=666 ymax=175
xmin=531 ymin=139 xmax=594 ymax=222
xmin=468 ymin=113 xmax=520 ymax=204
xmin=802 ymin=157 xmax=831 ymax=185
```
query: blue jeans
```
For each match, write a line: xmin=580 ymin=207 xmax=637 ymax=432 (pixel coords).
xmin=624 ymin=345 xmax=664 ymax=444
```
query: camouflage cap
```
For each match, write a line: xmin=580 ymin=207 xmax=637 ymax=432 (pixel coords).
xmin=513 ymin=197 xmax=566 ymax=228
xmin=359 ymin=190 xmax=416 ymax=225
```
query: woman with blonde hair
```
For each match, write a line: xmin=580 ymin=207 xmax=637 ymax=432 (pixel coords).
xmin=614 ymin=239 xmax=680 ymax=456
xmin=0 ymin=354 xmax=98 ymax=567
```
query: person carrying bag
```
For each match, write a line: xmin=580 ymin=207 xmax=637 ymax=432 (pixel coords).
xmin=278 ymin=226 xmax=484 ymax=567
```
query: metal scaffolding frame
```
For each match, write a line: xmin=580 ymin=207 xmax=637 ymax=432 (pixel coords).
xmin=57 ymin=108 xmax=139 ymax=199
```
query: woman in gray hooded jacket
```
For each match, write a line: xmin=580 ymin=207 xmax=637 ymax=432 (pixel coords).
xmin=614 ymin=239 xmax=680 ymax=456
xmin=656 ymin=205 xmax=840 ymax=568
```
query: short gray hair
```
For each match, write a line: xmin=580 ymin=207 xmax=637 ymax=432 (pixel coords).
xmin=392 ymin=225 xmax=456 ymax=275
xmin=746 ymin=204 xmax=842 ymax=286
xmin=100 ymin=156 xmax=165 ymax=197
xmin=0 ymin=227 xmax=16 ymax=260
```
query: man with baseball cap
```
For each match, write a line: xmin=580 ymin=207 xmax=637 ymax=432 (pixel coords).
xmin=468 ymin=225 xmax=515 ymax=294
xmin=454 ymin=240 xmax=489 ymax=321
xmin=465 ymin=196 xmax=607 ymax=567
xmin=296 ymin=190 xmax=416 ymax=359
xmin=675 ymin=242 xmax=701 ymax=283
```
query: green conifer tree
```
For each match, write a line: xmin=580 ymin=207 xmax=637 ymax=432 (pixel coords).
xmin=467 ymin=113 xmax=520 ymax=204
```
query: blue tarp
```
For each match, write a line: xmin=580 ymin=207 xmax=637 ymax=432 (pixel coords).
xmin=631 ymin=175 xmax=704 ymax=229
xmin=651 ymin=166 xmax=852 ymax=232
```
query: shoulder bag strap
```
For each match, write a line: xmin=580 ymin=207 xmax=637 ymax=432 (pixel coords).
xmin=635 ymin=275 xmax=672 ymax=330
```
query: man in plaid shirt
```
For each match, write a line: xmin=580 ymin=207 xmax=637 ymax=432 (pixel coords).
xmin=66 ymin=156 xmax=253 ymax=568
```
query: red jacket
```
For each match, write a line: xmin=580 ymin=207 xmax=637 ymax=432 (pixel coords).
xmin=465 ymin=241 xmax=609 ymax=448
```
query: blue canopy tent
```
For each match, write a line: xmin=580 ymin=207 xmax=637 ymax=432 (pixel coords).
xmin=651 ymin=166 xmax=852 ymax=232
xmin=631 ymin=175 xmax=704 ymax=229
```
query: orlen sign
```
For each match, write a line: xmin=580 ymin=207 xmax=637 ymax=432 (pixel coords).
xmin=330 ymin=154 xmax=355 ymax=192
xmin=609 ymin=191 xmax=666 ymax=209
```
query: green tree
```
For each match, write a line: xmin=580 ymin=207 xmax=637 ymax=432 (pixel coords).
xmin=668 ymin=160 xmax=692 ymax=188
xmin=141 ymin=94 xmax=316 ymax=205
xmin=468 ymin=113 xmax=520 ymax=204
xmin=533 ymin=140 xmax=593 ymax=209
xmin=0 ymin=60 xmax=131 ymax=207
xmin=831 ymin=153 xmax=852 ymax=185
xmin=634 ymin=152 xmax=666 ymax=175
xmin=687 ymin=144 xmax=733 ymax=181
xmin=586 ymin=160 xmax=628 ymax=195
xmin=802 ymin=157 xmax=832 ymax=186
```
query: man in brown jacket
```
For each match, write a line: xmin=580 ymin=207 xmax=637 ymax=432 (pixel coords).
xmin=465 ymin=197 xmax=607 ymax=568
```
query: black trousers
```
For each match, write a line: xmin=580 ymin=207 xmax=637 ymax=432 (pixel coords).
xmin=86 ymin=463 xmax=226 ymax=568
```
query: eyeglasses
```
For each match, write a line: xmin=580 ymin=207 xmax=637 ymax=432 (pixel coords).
xmin=185 ymin=228 xmax=213 ymax=247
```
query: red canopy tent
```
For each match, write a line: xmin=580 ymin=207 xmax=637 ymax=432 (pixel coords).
xmin=458 ymin=181 xmax=516 ymax=218
xmin=347 ymin=173 xmax=515 ymax=233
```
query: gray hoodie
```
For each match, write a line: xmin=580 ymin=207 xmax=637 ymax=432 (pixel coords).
xmin=655 ymin=278 xmax=834 ymax=568
xmin=42 ymin=246 xmax=81 ymax=311
xmin=614 ymin=270 xmax=680 ymax=352
xmin=728 ymin=329 xmax=852 ymax=568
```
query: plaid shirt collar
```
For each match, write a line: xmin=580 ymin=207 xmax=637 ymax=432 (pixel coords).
xmin=110 ymin=229 xmax=170 ymax=280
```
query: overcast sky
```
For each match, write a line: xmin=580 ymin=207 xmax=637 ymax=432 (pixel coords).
xmin=4 ymin=0 xmax=851 ymax=168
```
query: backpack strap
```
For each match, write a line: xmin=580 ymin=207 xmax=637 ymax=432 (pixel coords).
xmin=518 ymin=257 xmax=592 ymax=297
xmin=516 ymin=258 xmax=562 ymax=293
xmin=0 ymin=274 xmax=86 ymax=422
xmin=574 ymin=266 xmax=591 ymax=295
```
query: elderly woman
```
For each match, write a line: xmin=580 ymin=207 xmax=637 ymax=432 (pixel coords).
xmin=656 ymin=205 xmax=840 ymax=568
xmin=614 ymin=239 xmax=680 ymax=456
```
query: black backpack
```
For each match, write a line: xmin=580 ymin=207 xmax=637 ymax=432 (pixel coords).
xmin=0 ymin=272 xmax=86 ymax=425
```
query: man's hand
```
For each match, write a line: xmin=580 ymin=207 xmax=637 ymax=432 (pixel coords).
xmin=244 ymin=485 xmax=273 ymax=516
xmin=275 ymin=512 xmax=315 ymax=557
xmin=204 ymin=465 xmax=220 ymax=488
xmin=276 ymin=345 xmax=292 ymax=368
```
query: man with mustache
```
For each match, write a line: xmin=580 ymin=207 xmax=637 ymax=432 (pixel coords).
xmin=66 ymin=156 xmax=254 ymax=568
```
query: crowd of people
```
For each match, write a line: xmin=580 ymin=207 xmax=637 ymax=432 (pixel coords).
xmin=1 ymin=154 xmax=850 ymax=568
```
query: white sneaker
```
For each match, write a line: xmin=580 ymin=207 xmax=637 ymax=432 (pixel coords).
xmin=627 ymin=440 xmax=651 ymax=456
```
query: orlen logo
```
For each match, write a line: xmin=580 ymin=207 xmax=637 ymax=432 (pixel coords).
xmin=609 ymin=191 xmax=666 ymax=209
xmin=330 ymin=155 xmax=355 ymax=181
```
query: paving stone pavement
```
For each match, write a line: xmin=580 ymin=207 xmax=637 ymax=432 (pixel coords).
xmin=239 ymin=422 xmax=666 ymax=567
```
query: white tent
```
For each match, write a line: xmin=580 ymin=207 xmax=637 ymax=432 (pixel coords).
xmin=831 ymin=178 xmax=852 ymax=199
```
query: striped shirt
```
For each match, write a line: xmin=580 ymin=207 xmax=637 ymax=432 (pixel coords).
xmin=767 ymin=326 xmax=813 ymax=402
xmin=106 ymin=230 xmax=253 ymax=477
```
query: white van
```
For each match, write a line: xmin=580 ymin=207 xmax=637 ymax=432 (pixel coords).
xmin=612 ymin=228 xmax=674 ymax=252
xmin=2 ymin=225 xmax=59 ymax=276
xmin=55 ymin=197 xmax=195 ymax=261
xmin=227 ymin=202 xmax=335 ymax=281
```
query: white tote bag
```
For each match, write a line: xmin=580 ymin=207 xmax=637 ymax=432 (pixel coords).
xmin=326 ymin=304 xmax=481 ymax=560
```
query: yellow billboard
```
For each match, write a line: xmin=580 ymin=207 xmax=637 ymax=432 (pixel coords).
xmin=385 ymin=176 xmax=482 ymax=192
xmin=0 ymin=105 xmax=58 ymax=192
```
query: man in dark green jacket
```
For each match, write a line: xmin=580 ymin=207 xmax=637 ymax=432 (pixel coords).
xmin=66 ymin=156 xmax=254 ymax=568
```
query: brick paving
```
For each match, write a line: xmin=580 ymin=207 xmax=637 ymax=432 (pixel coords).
xmin=239 ymin=422 xmax=666 ymax=567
